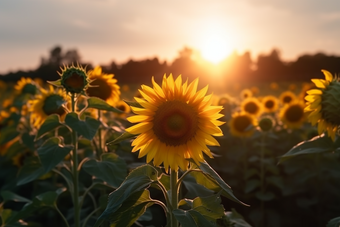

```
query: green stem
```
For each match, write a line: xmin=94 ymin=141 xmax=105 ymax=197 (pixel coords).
xmin=260 ymin=132 xmax=266 ymax=227
xmin=71 ymin=93 xmax=80 ymax=227
xmin=170 ymin=169 xmax=179 ymax=227
xmin=55 ymin=204 xmax=70 ymax=227
xmin=97 ymin=109 xmax=103 ymax=160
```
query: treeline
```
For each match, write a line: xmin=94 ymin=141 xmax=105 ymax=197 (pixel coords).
xmin=1 ymin=46 xmax=340 ymax=85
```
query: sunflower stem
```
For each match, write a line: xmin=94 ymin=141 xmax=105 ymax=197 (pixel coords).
xmin=170 ymin=169 xmax=179 ymax=227
xmin=260 ymin=132 xmax=267 ymax=227
xmin=71 ymin=93 xmax=80 ymax=227
xmin=97 ymin=109 xmax=103 ymax=160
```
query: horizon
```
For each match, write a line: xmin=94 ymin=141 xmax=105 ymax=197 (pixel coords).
xmin=1 ymin=0 xmax=340 ymax=74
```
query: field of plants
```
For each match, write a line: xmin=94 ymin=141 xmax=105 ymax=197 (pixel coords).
xmin=0 ymin=65 xmax=340 ymax=227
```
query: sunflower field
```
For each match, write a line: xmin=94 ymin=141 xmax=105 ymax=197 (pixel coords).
xmin=0 ymin=65 xmax=340 ymax=227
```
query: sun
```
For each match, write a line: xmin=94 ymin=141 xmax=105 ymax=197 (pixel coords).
xmin=199 ymin=34 xmax=232 ymax=64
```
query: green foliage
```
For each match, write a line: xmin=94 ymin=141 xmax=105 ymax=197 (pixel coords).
xmin=65 ymin=112 xmax=101 ymax=140
xmin=35 ymin=114 xmax=62 ymax=140
xmin=82 ymin=153 xmax=127 ymax=188
xmin=85 ymin=97 xmax=123 ymax=113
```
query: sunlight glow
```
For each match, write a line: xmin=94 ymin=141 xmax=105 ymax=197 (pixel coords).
xmin=199 ymin=34 xmax=232 ymax=64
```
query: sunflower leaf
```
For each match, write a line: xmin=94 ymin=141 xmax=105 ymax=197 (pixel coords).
xmin=37 ymin=137 xmax=73 ymax=174
xmin=82 ymin=153 xmax=128 ymax=188
xmin=94 ymin=164 xmax=158 ymax=227
xmin=16 ymin=157 xmax=45 ymax=186
xmin=173 ymin=209 xmax=217 ymax=227
xmin=224 ymin=208 xmax=252 ymax=227
xmin=104 ymin=190 xmax=157 ymax=227
xmin=0 ymin=126 xmax=19 ymax=146
xmin=124 ymin=100 xmax=143 ymax=108
xmin=279 ymin=134 xmax=335 ymax=163
xmin=327 ymin=216 xmax=340 ymax=227
xmin=195 ymin=161 xmax=249 ymax=206
xmin=192 ymin=194 xmax=225 ymax=220
xmin=35 ymin=114 xmax=62 ymax=140
xmin=0 ymin=191 xmax=31 ymax=203
xmin=86 ymin=97 xmax=123 ymax=113
xmin=65 ymin=112 xmax=101 ymax=140
xmin=106 ymin=131 xmax=136 ymax=147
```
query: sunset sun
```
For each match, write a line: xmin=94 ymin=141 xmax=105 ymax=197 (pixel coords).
xmin=199 ymin=34 xmax=232 ymax=64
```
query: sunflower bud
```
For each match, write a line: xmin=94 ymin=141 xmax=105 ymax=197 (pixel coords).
xmin=58 ymin=64 xmax=89 ymax=94
xmin=320 ymin=82 xmax=340 ymax=126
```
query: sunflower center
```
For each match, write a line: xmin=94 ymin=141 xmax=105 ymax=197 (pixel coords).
xmin=86 ymin=78 xmax=112 ymax=101
xmin=233 ymin=115 xmax=252 ymax=132
xmin=153 ymin=100 xmax=198 ymax=146
xmin=244 ymin=102 xmax=258 ymax=114
xmin=321 ymin=82 xmax=340 ymax=125
xmin=42 ymin=94 xmax=66 ymax=116
xmin=22 ymin=84 xmax=37 ymax=95
xmin=265 ymin=100 xmax=274 ymax=109
xmin=284 ymin=104 xmax=304 ymax=122
xmin=283 ymin=96 xmax=292 ymax=103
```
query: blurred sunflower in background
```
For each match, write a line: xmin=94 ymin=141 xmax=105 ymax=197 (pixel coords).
xmin=125 ymin=74 xmax=224 ymax=172
xmin=299 ymin=82 xmax=315 ymax=102
xmin=115 ymin=100 xmax=131 ymax=117
xmin=229 ymin=112 xmax=257 ymax=138
xmin=279 ymin=91 xmax=296 ymax=105
xmin=86 ymin=66 xmax=121 ymax=106
xmin=14 ymin=77 xmax=39 ymax=96
xmin=241 ymin=97 xmax=263 ymax=117
xmin=262 ymin=95 xmax=279 ymax=113
xmin=304 ymin=70 xmax=340 ymax=141
xmin=240 ymin=88 xmax=253 ymax=100
xmin=279 ymin=101 xmax=306 ymax=129
xmin=270 ymin=82 xmax=279 ymax=90
xmin=29 ymin=85 xmax=70 ymax=127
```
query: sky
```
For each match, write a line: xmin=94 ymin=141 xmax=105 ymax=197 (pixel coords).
xmin=1 ymin=0 xmax=340 ymax=74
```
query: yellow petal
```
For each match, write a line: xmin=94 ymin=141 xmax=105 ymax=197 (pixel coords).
xmin=125 ymin=122 xmax=153 ymax=135
xmin=321 ymin=69 xmax=333 ymax=82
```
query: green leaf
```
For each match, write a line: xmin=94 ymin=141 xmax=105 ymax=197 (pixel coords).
xmin=35 ymin=114 xmax=62 ymax=140
xmin=244 ymin=179 xmax=260 ymax=193
xmin=21 ymin=132 xmax=35 ymax=151
xmin=94 ymin=164 xmax=158 ymax=227
xmin=158 ymin=173 xmax=170 ymax=191
xmin=255 ymin=191 xmax=275 ymax=201
xmin=108 ymin=190 xmax=157 ymax=227
xmin=65 ymin=112 xmax=101 ymax=140
xmin=196 ymin=161 xmax=248 ymax=206
xmin=224 ymin=208 xmax=252 ymax=227
xmin=182 ymin=174 xmax=214 ymax=199
xmin=82 ymin=153 xmax=127 ymax=188
xmin=124 ymin=100 xmax=143 ymax=108
xmin=0 ymin=126 xmax=19 ymax=146
xmin=0 ymin=191 xmax=31 ymax=203
xmin=16 ymin=157 xmax=45 ymax=186
xmin=47 ymin=79 xmax=62 ymax=87
xmin=13 ymin=189 xmax=65 ymax=221
xmin=192 ymin=194 xmax=225 ymax=220
xmin=327 ymin=216 xmax=340 ymax=227
xmin=37 ymin=137 xmax=73 ymax=174
xmin=279 ymin=134 xmax=335 ymax=163
xmin=106 ymin=132 xmax=135 ymax=147
xmin=86 ymin=97 xmax=123 ymax=113
xmin=173 ymin=209 xmax=217 ymax=227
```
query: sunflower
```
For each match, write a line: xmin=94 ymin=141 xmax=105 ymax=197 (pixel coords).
xmin=241 ymin=97 xmax=263 ymax=117
xmin=51 ymin=64 xmax=89 ymax=94
xmin=262 ymin=95 xmax=279 ymax=113
xmin=14 ymin=77 xmax=39 ymax=95
xmin=304 ymin=70 xmax=340 ymax=141
xmin=279 ymin=91 xmax=296 ymax=105
xmin=86 ymin=66 xmax=121 ymax=106
xmin=279 ymin=101 xmax=306 ymax=129
xmin=299 ymin=82 xmax=315 ymax=102
xmin=125 ymin=74 xmax=224 ymax=172
xmin=115 ymin=100 xmax=131 ymax=117
xmin=240 ymin=89 xmax=253 ymax=100
xmin=229 ymin=112 xmax=257 ymax=138
xmin=29 ymin=85 xmax=70 ymax=127
xmin=270 ymin=82 xmax=279 ymax=90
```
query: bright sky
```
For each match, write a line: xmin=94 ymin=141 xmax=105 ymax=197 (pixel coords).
xmin=1 ymin=0 xmax=340 ymax=74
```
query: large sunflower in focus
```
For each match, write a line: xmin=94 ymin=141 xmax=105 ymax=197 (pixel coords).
xmin=229 ymin=112 xmax=257 ymax=138
xmin=29 ymin=85 xmax=70 ymax=127
xmin=241 ymin=97 xmax=263 ymax=117
xmin=279 ymin=101 xmax=306 ymax=129
xmin=305 ymin=70 xmax=340 ymax=140
xmin=86 ymin=66 xmax=121 ymax=106
xmin=125 ymin=74 xmax=224 ymax=172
